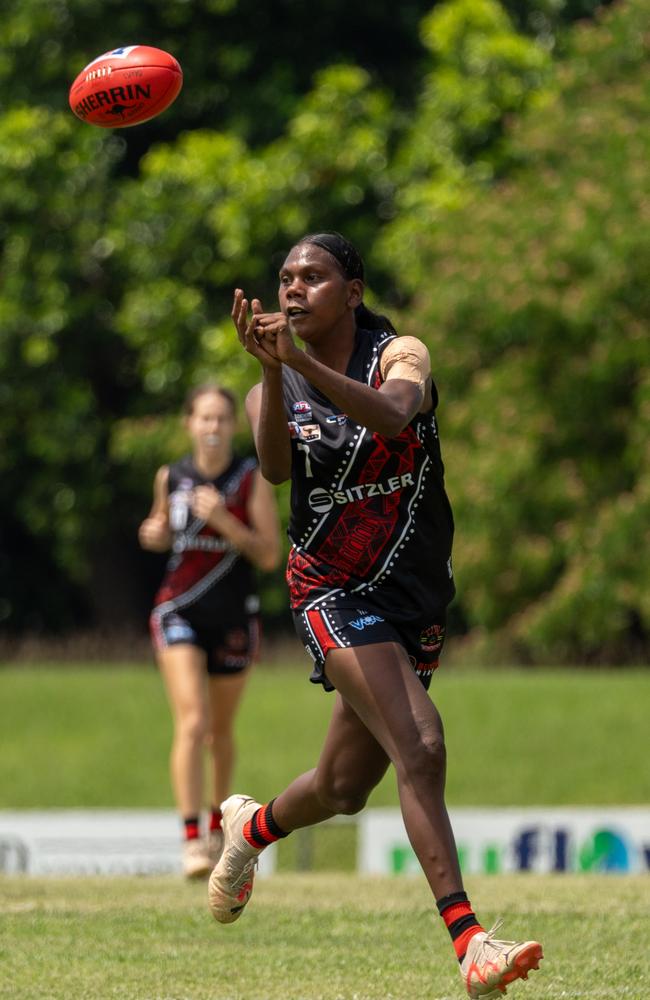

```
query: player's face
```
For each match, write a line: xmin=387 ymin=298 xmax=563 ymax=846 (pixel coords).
xmin=278 ymin=245 xmax=362 ymax=341
xmin=186 ymin=392 xmax=235 ymax=452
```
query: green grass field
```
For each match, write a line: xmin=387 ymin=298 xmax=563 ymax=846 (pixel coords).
xmin=2 ymin=873 xmax=648 ymax=999
xmin=1 ymin=664 xmax=649 ymax=809
xmin=1 ymin=664 xmax=649 ymax=998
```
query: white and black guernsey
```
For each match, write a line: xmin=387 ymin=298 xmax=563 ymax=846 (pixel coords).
xmin=281 ymin=327 xmax=455 ymax=625
xmin=152 ymin=454 xmax=258 ymax=625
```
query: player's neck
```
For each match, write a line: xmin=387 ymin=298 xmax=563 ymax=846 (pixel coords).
xmin=306 ymin=322 xmax=357 ymax=374
xmin=193 ymin=449 xmax=232 ymax=480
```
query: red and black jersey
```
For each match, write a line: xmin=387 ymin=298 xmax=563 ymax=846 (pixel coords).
xmin=281 ymin=327 xmax=455 ymax=624
xmin=152 ymin=454 xmax=258 ymax=625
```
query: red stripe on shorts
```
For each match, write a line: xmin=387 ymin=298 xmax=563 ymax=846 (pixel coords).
xmin=306 ymin=609 xmax=338 ymax=658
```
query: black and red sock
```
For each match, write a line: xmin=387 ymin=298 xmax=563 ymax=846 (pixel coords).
xmin=437 ymin=891 xmax=484 ymax=962
xmin=183 ymin=816 xmax=200 ymax=841
xmin=209 ymin=807 xmax=222 ymax=833
xmin=242 ymin=799 xmax=289 ymax=849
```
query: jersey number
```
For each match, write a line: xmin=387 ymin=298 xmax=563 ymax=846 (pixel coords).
xmin=296 ymin=442 xmax=313 ymax=478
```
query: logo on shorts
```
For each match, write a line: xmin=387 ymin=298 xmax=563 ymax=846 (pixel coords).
xmin=225 ymin=628 xmax=248 ymax=651
xmin=419 ymin=623 xmax=445 ymax=654
xmin=349 ymin=614 xmax=385 ymax=631
xmin=167 ymin=623 xmax=195 ymax=643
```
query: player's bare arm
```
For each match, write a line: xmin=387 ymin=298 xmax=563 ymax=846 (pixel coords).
xmin=233 ymin=289 xmax=292 ymax=484
xmin=191 ymin=476 xmax=280 ymax=572
xmin=138 ymin=465 xmax=172 ymax=552
xmin=254 ymin=310 xmax=426 ymax=438
xmin=244 ymin=380 xmax=292 ymax=485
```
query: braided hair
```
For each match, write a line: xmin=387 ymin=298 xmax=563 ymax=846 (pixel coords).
xmin=296 ymin=232 xmax=397 ymax=335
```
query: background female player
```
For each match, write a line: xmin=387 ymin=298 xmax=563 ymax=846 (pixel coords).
xmin=208 ymin=234 xmax=543 ymax=998
xmin=138 ymin=383 xmax=281 ymax=878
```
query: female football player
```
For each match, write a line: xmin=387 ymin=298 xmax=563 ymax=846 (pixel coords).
xmin=208 ymin=234 xmax=542 ymax=997
xmin=139 ymin=383 xmax=280 ymax=877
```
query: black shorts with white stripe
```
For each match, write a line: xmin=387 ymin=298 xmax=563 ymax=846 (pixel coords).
xmin=292 ymin=595 xmax=446 ymax=692
xmin=150 ymin=608 xmax=260 ymax=675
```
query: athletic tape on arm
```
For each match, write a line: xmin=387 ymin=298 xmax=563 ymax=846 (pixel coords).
xmin=379 ymin=337 xmax=431 ymax=394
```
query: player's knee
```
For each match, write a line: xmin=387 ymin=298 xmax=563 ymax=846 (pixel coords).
xmin=403 ymin=729 xmax=447 ymax=784
xmin=315 ymin=775 xmax=370 ymax=816
xmin=177 ymin=712 xmax=208 ymax=747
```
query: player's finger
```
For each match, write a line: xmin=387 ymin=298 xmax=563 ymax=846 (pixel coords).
xmin=244 ymin=316 xmax=262 ymax=351
xmin=256 ymin=312 xmax=286 ymax=331
xmin=231 ymin=289 xmax=245 ymax=332
xmin=235 ymin=298 xmax=250 ymax=343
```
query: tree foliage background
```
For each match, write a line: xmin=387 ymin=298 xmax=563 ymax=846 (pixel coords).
xmin=1 ymin=0 xmax=647 ymax=662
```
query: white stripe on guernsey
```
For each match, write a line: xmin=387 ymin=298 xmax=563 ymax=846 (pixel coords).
xmin=337 ymin=342 xmax=387 ymax=490
xmin=225 ymin=456 xmax=256 ymax=493
xmin=351 ymin=452 xmax=432 ymax=596
xmin=337 ymin=425 xmax=368 ymax=491
xmin=303 ymin=577 xmax=345 ymax=614
xmin=153 ymin=549 xmax=240 ymax=623
xmin=298 ymin=339 xmax=392 ymax=552
xmin=299 ymin=427 xmax=367 ymax=550
xmin=295 ymin=334 xmax=396 ymax=549
xmin=182 ymin=517 xmax=204 ymax=543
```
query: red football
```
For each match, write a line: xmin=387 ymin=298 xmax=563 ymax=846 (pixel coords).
xmin=69 ymin=45 xmax=183 ymax=128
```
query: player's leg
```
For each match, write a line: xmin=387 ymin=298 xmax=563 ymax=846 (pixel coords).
xmin=158 ymin=643 xmax=209 ymax=815
xmin=209 ymin=688 xmax=390 ymax=923
xmin=270 ymin=690 xmax=391 ymax=828
xmin=157 ymin=642 xmax=212 ymax=877
xmin=206 ymin=670 xmax=249 ymax=809
xmin=212 ymin=639 xmax=460 ymax=894
xmin=323 ymin=642 xmax=542 ymax=997
xmin=323 ymin=641 xmax=462 ymax=898
xmin=205 ymin=669 xmax=249 ymax=863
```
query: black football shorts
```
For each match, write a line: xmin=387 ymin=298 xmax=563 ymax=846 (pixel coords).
xmin=292 ymin=595 xmax=446 ymax=692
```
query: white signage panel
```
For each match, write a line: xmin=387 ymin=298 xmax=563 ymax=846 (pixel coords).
xmin=0 ymin=810 xmax=276 ymax=877
xmin=358 ymin=807 xmax=650 ymax=875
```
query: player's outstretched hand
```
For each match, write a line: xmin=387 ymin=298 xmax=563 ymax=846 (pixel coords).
xmin=253 ymin=310 xmax=301 ymax=367
xmin=232 ymin=289 xmax=281 ymax=370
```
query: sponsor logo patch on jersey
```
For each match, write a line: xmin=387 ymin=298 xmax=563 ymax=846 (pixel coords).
xmin=299 ymin=423 xmax=321 ymax=442
xmin=307 ymin=487 xmax=334 ymax=513
xmin=307 ymin=473 xmax=414 ymax=512
xmin=290 ymin=421 xmax=321 ymax=442
xmin=326 ymin=413 xmax=348 ymax=426
xmin=292 ymin=400 xmax=313 ymax=424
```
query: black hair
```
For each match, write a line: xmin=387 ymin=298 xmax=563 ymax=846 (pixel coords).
xmin=296 ymin=231 xmax=397 ymax=335
xmin=182 ymin=382 xmax=237 ymax=417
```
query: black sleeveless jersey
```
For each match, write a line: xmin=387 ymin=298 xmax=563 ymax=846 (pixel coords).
xmin=152 ymin=454 xmax=258 ymax=625
xmin=281 ymin=328 xmax=455 ymax=624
